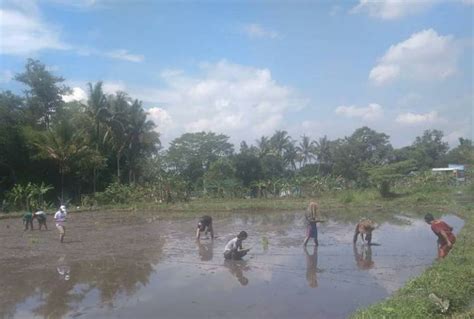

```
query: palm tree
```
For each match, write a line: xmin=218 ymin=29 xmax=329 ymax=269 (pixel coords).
xmin=28 ymin=119 xmax=91 ymax=202
xmin=315 ymin=136 xmax=332 ymax=164
xmin=270 ymin=130 xmax=292 ymax=158
xmin=283 ymin=142 xmax=298 ymax=170
xmin=86 ymin=81 xmax=108 ymax=193
xmin=126 ymin=99 xmax=160 ymax=183
xmin=104 ymin=92 xmax=130 ymax=183
xmin=297 ymin=135 xmax=316 ymax=167
xmin=256 ymin=136 xmax=271 ymax=158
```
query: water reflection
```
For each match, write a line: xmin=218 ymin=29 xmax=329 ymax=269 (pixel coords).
xmin=196 ymin=239 xmax=214 ymax=261
xmin=57 ymin=255 xmax=71 ymax=281
xmin=304 ymin=246 xmax=319 ymax=288
xmin=353 ymin=244 xmax=374 ymax=270
xmin=1 ymin=246 xmax=163 ymax=318
xmin=224 ymin=260 xmax=250 ymax=286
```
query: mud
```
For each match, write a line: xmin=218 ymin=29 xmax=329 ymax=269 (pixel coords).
xmin=0 ymin=211 xmax=463 ymax=319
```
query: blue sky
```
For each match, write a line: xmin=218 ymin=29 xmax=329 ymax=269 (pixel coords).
xmin=1 ymin=0 xmax=472 ymax=148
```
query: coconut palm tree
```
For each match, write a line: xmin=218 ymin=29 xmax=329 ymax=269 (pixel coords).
xmin=86 ymin=81 xmax=109 ymax=192
xmin=125 ymin=99 xmax=160 ymax=183
xmin=27 ymin=119 xmax=92 ymax=202
xmin=256 ymin=136 xmax=271 ymax=158
xmin=297 ymin=135 xmax=316 ymax=167
xmin=270 ymin=130 xmax=292 ymax=158
xmin=316 ymin=136 xmax=333 ymax=164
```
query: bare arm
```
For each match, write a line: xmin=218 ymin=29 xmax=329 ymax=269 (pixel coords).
xmin=196 ymin=227 xmax=201 ymax=240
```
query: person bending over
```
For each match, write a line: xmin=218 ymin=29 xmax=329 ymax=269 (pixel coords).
xmin=196 ymin=215 xmax=214 ymax=240
xmin=34 ymin=209 xmax=48 ymax=230
xmin=424 ymin=213 xmax=456 ymax=259
xmin=353 ymin=218 xmax=376 ymax=245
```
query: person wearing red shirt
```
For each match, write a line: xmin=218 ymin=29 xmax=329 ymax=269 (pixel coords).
xmin=424 ymin=213 xmax=456 ymax=258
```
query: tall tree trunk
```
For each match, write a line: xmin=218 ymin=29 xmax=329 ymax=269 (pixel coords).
xmin=93 ymin=168 xmax=97 ymax=193
xmin=60 ymin=166 xmax=64 ymax=204
xmin=116 ymin=154 xmax=121 ymax=183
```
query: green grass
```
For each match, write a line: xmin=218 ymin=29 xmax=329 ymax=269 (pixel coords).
xmin=352 ymin=189 xmax=474 ymax=319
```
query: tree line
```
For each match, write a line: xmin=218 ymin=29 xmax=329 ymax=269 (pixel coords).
xmin=1 ymin=59 xmax=472 ymax=209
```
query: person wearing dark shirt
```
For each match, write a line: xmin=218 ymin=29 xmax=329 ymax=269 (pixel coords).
xmin=424 ymin=213 xmax=456 ymax=258
xmin=196 ymin=215 xmax=214 ymax=239
xmin=34 ymin=210 xmax=48 ymax=230
xmin=23 ymin=211 xmax=34 ymax=231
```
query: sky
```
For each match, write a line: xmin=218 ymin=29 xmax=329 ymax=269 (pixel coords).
xmin=0 ymin=0 xmax=473 ymax=148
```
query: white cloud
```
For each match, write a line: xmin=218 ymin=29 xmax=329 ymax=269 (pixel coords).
xmin=62 ymin=87 xmax=87 ymax=102
xmin=242 ymin=24 xmax=278 ymax=39
xmin=351 ymin=0 xmax=437 ymax=20
xmin=395 ymin=111 xmax=441 ymax=125
xmin=147 ymin=107 xmax=173 ymax=132
xmin=102 ymin=81 xmax=127 ymax=95
xmin=369 ymin=29 xmax=460 ymax=85
xmin=0 ymin=70 xmax=13 ymax=83
xmin=104 ymin=49 xmax=144 ymax=63
xmin=0 ymin=2 xmax=143 ymax=62
xmin=129 ymin=60 xmax=304 ymax=145
xmin=0 ymin=8 xmax=69 ymax=55
xmin=335 ymin=103 xmax=383 ymax=121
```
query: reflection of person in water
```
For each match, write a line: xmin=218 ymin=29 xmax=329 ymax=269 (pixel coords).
xmin=353 ymin=243 xmax=374 ymax=270
xmin=304 ymin=245 xmax=319 ymax=288
xmin=197 ymin=239 xmax=213 ymax=261
xmin=224 ymin=260 xmax=249 ymax=286
xmin=57 ymin=255 xmax=71 ymax=281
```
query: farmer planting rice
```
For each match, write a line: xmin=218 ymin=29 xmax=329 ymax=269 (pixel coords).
xmin=22 ymin=211 xmax=34 ymax=231
xmin=223 ymin=231 xmax=250 ymax=260
xmin=54 ymin=205 xmax=67 ymax=243
xmin=303 ymin=201 xmax=322 ymax=246
xmin=424 ymin=213 xmax=456 ymax=259
xmin=34 ymin=209 xmax=48 ymax=230
xmin=353 ymin=218 xmax=376 ymax=245
xmin=196 ymin=215 xmax=214 ymax=240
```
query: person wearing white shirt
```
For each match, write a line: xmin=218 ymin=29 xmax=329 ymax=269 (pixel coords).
xmin=54 ymin=205 xmax=67 ymax=243
xmin=223 ymin=231 xmax=249 ymax=260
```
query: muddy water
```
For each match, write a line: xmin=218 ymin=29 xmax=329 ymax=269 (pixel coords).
xmin=0 ymin=212 xmax=463 ymax=319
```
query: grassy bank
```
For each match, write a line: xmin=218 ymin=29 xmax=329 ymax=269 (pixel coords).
xmin=352 ymin=189 xmax=474 ymax=319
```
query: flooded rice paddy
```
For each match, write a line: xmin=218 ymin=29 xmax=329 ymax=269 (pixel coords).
xmin=0 ymin=211 xmax=463 ymax=319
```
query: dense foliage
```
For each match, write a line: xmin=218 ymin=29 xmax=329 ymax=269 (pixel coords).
xmin=1 ymin=60 xmax=472 ymax=209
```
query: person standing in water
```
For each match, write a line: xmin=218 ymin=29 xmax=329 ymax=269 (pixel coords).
xmin=34 ymin=209 xmax=48 ymax=230
xmin=196 ymin=215 xmax=214 ymax=240
xmin=353 ymin=218 xmax=376 ymax=245
xmin=23 ymin=211 xmax=34 ymax=231
xmin=424 ymin=213 xmax=456 ymax=258
xmin=304 ymin=201 xmax=322 ymax=246
xmin=54 ymin=205 xmax=67 ymax=243
xmin=224 ymin=231 xmax=249 ymax=260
